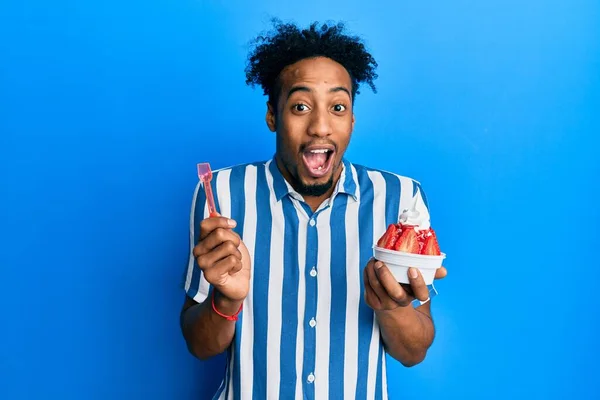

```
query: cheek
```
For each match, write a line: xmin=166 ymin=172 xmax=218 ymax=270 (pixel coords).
xmin=333 ymin=115 xmax=353 ymax=132
xmin=334 ymin=123 xmax=353 ymax=149
xmin=280 ymin=122 xmax=304 ymax=152
xmin=276 ymin=130 xmax=300 ymax=163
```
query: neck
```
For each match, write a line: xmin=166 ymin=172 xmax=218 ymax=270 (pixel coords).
xmin=304 ymin=186 xmax=336 ymax=213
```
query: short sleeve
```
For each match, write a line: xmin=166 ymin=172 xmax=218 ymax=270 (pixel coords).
xmin=183 ymin=181 xmax=212 ymax=303
xmin=412 ymin=181 xmax=431 ymax=230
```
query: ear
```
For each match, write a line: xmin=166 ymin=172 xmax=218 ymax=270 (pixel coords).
xmin=266 ymin=102 xmax=277 ymax=132
xmin=352 ymin=113 xmax=355 ymax=131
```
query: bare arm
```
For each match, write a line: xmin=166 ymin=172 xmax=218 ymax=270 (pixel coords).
xmin=180 ymin=293 xmax=242 ymax=360
xmin=180 ymin=215 xmax=251 ymax=360
xmin=364 ymin=259 xmax=445 ymax=366
xmin=374 ymin=299 xmax=434 ymax=366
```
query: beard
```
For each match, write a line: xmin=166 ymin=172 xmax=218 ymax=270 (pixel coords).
xmin=295 ymin=174 xmax=335 ymax=197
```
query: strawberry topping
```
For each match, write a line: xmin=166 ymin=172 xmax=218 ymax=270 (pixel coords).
xmin=377 ymin=223 xmax=442 ymax=255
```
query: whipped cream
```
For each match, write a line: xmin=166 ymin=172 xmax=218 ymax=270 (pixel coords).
xmin=399 ymin=208 xmax=431 ymax=231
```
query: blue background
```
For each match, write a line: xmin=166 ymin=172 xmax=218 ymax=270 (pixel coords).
xmin=1 ymin=0 xmax=599 ymax=399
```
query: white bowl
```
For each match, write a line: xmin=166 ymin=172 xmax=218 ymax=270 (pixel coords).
xmin=372 ymin=246 xmax=446 ymax=285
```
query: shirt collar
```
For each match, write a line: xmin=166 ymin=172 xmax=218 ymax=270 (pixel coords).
xmin=267 ymin=156 xmax=360 ymax=203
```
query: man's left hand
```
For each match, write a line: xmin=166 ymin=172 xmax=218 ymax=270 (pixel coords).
xmin=363 ymin=259 xmax=446 ymax=311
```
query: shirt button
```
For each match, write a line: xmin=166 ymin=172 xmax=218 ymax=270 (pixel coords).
xmin=309 ymin=267 xmax=317 ymax=277
xmin=309 ymin=318 xmax=316 ymax=328
xmin=309 ymin=219 xmax=316 ymax=227
xmin=307 ymin=373 xmax=315 ymax=383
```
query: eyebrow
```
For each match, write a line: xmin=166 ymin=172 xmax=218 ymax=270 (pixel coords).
xmin=287 ymin=86 xmax=311 ymax=99
xmin=286 ymin=85 xmax=352 ymax=100
xmin=329 ymin=86 xmax=352 ymax=97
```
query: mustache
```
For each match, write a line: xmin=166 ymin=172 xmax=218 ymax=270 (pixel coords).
xmin=299 ymin=141 xmax=338 ymax=153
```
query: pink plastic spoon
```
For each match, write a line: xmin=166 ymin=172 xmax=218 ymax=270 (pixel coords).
xmin=197 ymin=163 xmax=218 ymax=217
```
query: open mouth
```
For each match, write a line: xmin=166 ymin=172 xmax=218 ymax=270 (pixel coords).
xmin=301 ymin=146 xmax=335 ymax=179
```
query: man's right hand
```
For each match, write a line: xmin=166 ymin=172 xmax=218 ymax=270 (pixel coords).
xmin=192 ymin=214 xmax=251 ymax=302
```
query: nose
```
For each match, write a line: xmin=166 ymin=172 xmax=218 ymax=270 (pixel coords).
xmin=307 ymin=107 xmax=333 ymax=137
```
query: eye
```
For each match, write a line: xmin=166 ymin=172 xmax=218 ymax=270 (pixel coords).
xmin=333 ymin=104 xmax=347 ymax=112
xmin=293 ymin=103 xmax=310 ymax=112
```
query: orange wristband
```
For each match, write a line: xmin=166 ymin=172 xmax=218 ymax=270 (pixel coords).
xmin=211 ymin=291 xmax=243 ymax=321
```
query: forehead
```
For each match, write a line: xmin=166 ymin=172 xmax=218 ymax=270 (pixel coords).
xmin=279 ymin=57 xmax=352 ymax=93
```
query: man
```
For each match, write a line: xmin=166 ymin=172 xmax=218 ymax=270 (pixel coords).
xmin=180 ymin=20 xmax=447 ymax=400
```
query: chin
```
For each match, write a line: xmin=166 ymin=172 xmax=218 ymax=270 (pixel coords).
xmin=296 ymin=171 xmax=335 ymax=197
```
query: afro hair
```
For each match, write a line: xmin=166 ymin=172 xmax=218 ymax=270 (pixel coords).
xmin=245 ymin=19 xmax=378 ymax=107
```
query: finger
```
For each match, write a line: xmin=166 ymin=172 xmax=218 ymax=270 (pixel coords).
xmin=374 ymin=262 xmax=410 ymax=306
xmin=407 ymin=267 xmax=430 ymax=302
xmin=194 ymin=228 xmax=241 ymax=257
xmin=364 ymin=279 xmax=382 ymax=309
xmin=196 ymin=240 xmax=242 ymax=271
xmin=203 ymin=228 xmax=241 ymax=253
xmin=400 ymin=283 xmax=415 ymax=298
xmin=228 ymin=264 xmax=243 ymax=275
xmin=228 ymin=255 xmax=244 ymax=275
xmin=199 ymin=215 xmax=237 ymax=241
xmin=204 ymin=254 xmax=242 ymax=283
xmin=435 ymin=266 xmax=447 ymax=280
xmin=363 ymin=266 xmax=381 ymax=308
xmin=368 ymin=261 xmax=394 ymax=304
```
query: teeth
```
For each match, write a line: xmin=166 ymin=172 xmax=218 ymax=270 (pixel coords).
xmin=318 ymin=166 xmax=323 ymax=170
xmin=310 ymin=149 xmax=330 ymax=154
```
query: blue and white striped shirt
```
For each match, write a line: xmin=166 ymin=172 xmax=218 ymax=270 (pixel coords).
xmin=184 ymin=157 xmax=437 ymax=400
